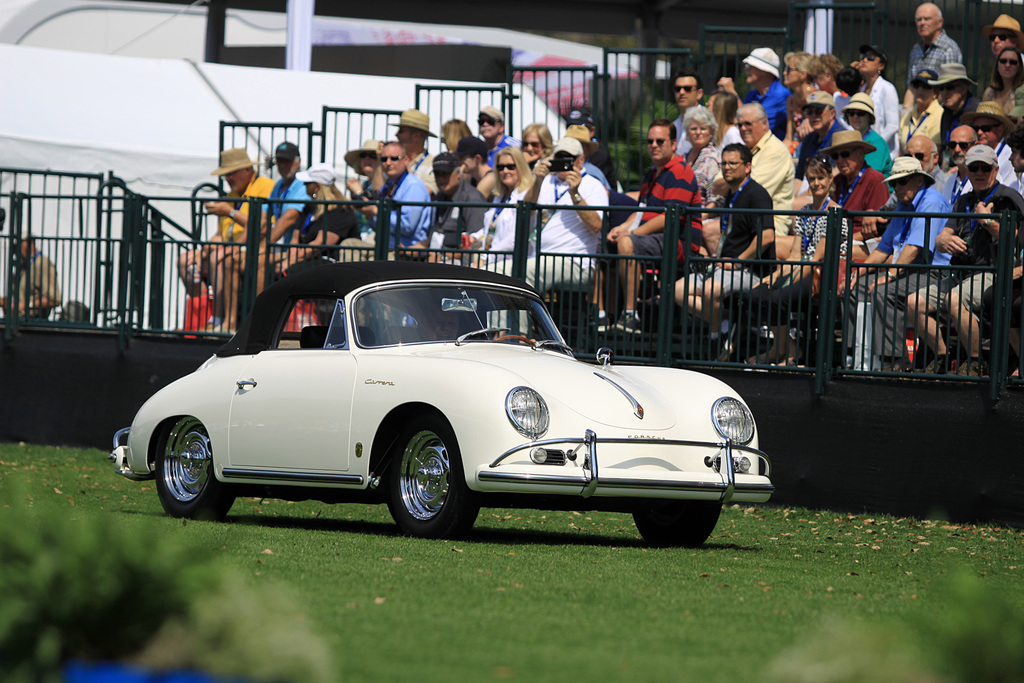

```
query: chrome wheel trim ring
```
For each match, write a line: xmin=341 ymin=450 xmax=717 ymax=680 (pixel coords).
xmin=399 ymin=430 xmax=450 ymax=521
xmin=162 ymin=417 xmax=212 ymax=503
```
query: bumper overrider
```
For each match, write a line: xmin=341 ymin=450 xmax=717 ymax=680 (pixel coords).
xmin=477 ymin=429 xmax=774 ymax=503
xmin=109 ymin=427 xmax=153 ymax=481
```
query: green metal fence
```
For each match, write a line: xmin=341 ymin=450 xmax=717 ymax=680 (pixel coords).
xmin=414 ymin=85 xmax=510 ymax=155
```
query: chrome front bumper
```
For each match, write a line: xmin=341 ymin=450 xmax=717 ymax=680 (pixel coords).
xmin=108 ymin=427 xmax=153 ymax=481
xmin=478 ymin=429 xmax=773 ymax=502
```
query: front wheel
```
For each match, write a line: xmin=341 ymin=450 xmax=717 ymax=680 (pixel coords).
xmin=386 ymin=415 xmax=479 ymax=539
xmin=155 ymin=416 xmax=235 ymax=521
xmin=633 ymin=500 xmax=722 ymax=547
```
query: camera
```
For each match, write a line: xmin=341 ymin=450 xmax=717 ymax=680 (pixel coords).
xmin=547 ymin=156 xmax=575 ymax=173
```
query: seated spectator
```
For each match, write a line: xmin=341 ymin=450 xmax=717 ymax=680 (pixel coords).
xmin=391 ymin=109 xmax=437 ymax=194
xmin=181 ymin=147 xmax=273 ymax=331
xmin=847 ymin=157 xmax=951 ymax=370
xmin=856 ymin=44 xmax=900 ymax=160
xmin=906 ymin=135 xmax=947 ymax=187
xmin=842 ymin=93 xmax=893 ymax=175
xmin=822 ymin=130 xmax=891 ymax=259
xmin=834 ymin=66 xmax=863 ymax=127
xmin=455 ymin=135 xmax=497 ymax=200
xmin=479 ymin=106 xmax=520 ymax=167
xmin=907 ymin=145 xmax=1024 ymax=376
xmin=710 ymin=90 xmax=742 ymax=148
xmin=899 ymin=68 xmax=944 ymax=154
xmin=595 ymin=119 xmax=703 ymax=334
xmin=520 ymin=123 xmax=554 ymax=170
xmin=717 ymin=47 xmax=789 ymax=141
xmin=736 ymin=103 xmax=795 ymax=240
xmin=413 ymin=152 xmax=488 ymax=258
xmin=982 ymin=47 xmax=1024 ymax=117
xmin=782 ymin=51 xmax=815 ymax=153
xmin=962 ymin=101 xmax=1018 ymax=187
xmin=441 ymin=119 xmax=473 ymax=152
xmin=476 ymin=147 xmax=535 ymax=264
xmin=795 ymin=91 xmax=842 ymax=181
xmin=564 ymin=124 xmax=612 ymax=190
xmin=942 ymin=125 xmax=977 ymax=204
xmin=931 ymin=63 xmax=980 ymax=150
xmin=0 ymin=234 xmax=61 ymax=319
xmin=282 ymin=163 xmax=363 ymax=273
xmin=745 ymin=154 xmax=849 ymax=365
xmin=981 ymin=263 xmax=1023 ymax=377
xmin=378 ymin=140 xmax=434 ymax=249
xmin=344 ymin=139 xmax=384 ymax=240
xmin=682 ymin=106 xmax=722 ymax=208
xmin=498 ymin=136 xmax=605 ymax=292
xmin=258 ymin=142 xmax=313 ymax=290
xmin=983 ymin=14 xmax=1024 ymax=59
xmin=567 ymin=107 xmax=618 ymax=189
xmin=677 ymin=143 xmax=775 ymax=358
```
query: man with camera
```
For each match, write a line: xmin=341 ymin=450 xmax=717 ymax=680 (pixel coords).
xmin=906 ymin=145 xmax=1024 ymax=375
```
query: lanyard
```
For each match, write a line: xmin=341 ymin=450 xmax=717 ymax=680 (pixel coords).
xmin=720 ymin=177 xmax=750 ymax=250
xmin=801 ymin=198 xmax=829 ymax=255
xmin=950 ymin=174 xmax=968 ymax=206
xmin=410 ymin=154 xmax=427 ymax=175
xmin=553 ymin=169 xmax=587 ymax=204
xmin=836 ymin=167 xmax=867 ymax=206
xmin=966 ymin=184 xmax=999 ymax=235
xmin=906 ymin=112 xmax=929 ymax=147
xmin=382 ymin=172 xmax=407 ymax=199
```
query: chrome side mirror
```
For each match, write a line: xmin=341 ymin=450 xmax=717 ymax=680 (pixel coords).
xmin=596 ymin=347 xmax=613 ymax=368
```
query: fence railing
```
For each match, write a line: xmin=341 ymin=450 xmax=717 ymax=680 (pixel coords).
xmin=3 ymin=191 xmax=1022 ymax=396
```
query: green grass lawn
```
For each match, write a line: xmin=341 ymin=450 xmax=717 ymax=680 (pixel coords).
xmin=3 ymin=442 xmax=1024 ymax=682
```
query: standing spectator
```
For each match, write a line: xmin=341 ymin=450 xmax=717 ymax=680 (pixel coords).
xmin=899 ymin=68 xmax=944 ymax=154
xmin=856 ymin=44 xmax=900 ymax=160
xmin=737 ymin=103 xmax=795 ymax=238
xmin=282 ymin=163 xmax=361 ymax=273
xmin=478 ymin=106 xmax=520 ymax=168
xmin=718 ymin=48 xmax=790 ymax=141
xmin=822 ymin=130 xmax=890 ymax=260
xmin=907 ymin=145 xmax=1024 ymax=375
xmin=670 ymin=69 xmax=706 ymax=155
xmin=709 ymin=90 xmax=742 ymax=148
xmin=931 ymin=63 xmax=980 ymax=150
xmin=941 ymin=125 xmax=977 ymax=204
xmin=906 ymin=135 xmax=948 ymax=188
xmin=441 ymin=119 xmax=472 ymax=152
xmin=564 ymin=124 xmax=611 ymax=191
xmin=410 ymin=152 xmax=488 ymax=256
xmin=842 ymin=94 xmax=893 ymax=175
xmin=566 ymin=108 xmax=618 ymax=189
xmin=378 ymin=140 xmax=434 ymax=249
xmin=683 ymin=107 xmax=723 ymax=208
xmin=983 ymin=14 xmax=1024 ymax=59
xmin=0 ymin=235 xmax=61 ymax=319
xmin=795 ymin=90 xmax=842 ymax=182
xmin=597 ymin=119 xmax=703 ymax=334
xmin=782 ymin=51 xmax=815 ymax=154
xmin=344 ymin=139 xmax=384 ymax=237
xmin=455 ymin=135 xmax=497 ymax=199
xmin=904 ymin=2 xmax=963 ymax=109
xmin=962 ymin=101 xmax=1018 ymax=187
xmin=982 ymin=47 xmax=1024 ymax=118
xmin=677 ymin=143 xmax=774 ymax=358
xmin=258 ymin=142 xmax=312 ymax=290
xmin=520 ymin=123 xmax=554 ymax=170
xmin=476 ymin=147 xmax=534 ymax=264
xmin=391 ymin=109 xmax=437 ymax=194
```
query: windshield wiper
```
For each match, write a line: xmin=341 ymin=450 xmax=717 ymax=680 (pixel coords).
xmin=533 ymin=339 xmax=574 ymax=356
xmin=455 ymin=327 xmax=509 ymax=345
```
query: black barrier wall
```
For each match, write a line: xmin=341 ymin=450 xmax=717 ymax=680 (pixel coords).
xmin=3 ymin=330 xmax=1023 ymax=528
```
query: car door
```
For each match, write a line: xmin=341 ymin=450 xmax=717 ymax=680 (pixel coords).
xmin=227 ymin=298 xmax=357 ymax=473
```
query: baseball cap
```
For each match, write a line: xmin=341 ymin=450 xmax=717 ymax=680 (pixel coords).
xmin=965 ymin=145 xmax=998 ymax=166
xmin=294 ymin=163 xmax=336 ymax=185
xmin=274 ymin=142 xmax=300 ymax=161
xmin=566 ymin=107 xmax=594 ymax=126
xmin=455 ymin=136 xmax=488 ymax=158
xmin=432 ymin=152 xmax=459 ymax=174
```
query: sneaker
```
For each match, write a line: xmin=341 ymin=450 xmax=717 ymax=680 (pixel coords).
xmin=957 ymin=358 xmax=988 ymax=377
xmin=613 ymin=312 xmax=642 ymax=335
xmin=596 ymin=312 xmax=611 ymax=333
xmin=922 ymin=358 xmax=946 ymax=375
xmin=715 ymin=326 xmax=737 ymax=362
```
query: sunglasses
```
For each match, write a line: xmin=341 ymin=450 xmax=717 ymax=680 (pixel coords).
xmin=646 ymin=138 xmax=669 ymax=146
xmin=381 ymin=155 xmax=404 ymax=162
xmin=909 ymin=152 xmax=927 ymax=160
xmin=830 ymin=150 xmax=853 ymax=160
xmin=802 ymin=107 xmax=824 ymax=116
xmin=967 ymin=163 xmax=994 ymax=173
xmin=359 ymin=152 xmax=377 ymax=159
xmin=889 ymin=177 xmax=914 ymax=187
xmin=940 ymin=82 xmax=965 ymax=91
xmin=477 ymin=116 xmax=497 ymax=126
xmin=910 ymin=80 xmax=933 ymax=89
xmin=991 ymin=33 xmax=1015 ymax=41
xmin=999 ymin=58 xmax=1020 ymax=66
xmin=495 ymin=163 xmax=517 ymax=171
xmin=522 ymin=141 xmax=543 ymax=148
xmin=846 ymin=110 xmax=869 ymax=117
xmin=950 ymin=140 xmax=974 ymax=150
xmin=720 ymin=160 xmax=745 ymax=167
xmin=974 ymin=124 xmax=1002 ymax=133
xmin=812 ymin=153 xmax=834 ymax=166
xmin=859 ymin=53 xmax=880 ymax=62
xmin=674 ymin=84 xmax=697 ymax=93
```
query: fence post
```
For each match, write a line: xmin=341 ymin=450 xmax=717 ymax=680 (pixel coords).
xmin=4 ymin=194 xmax=23 ymax=340
xmin=988 ymin=209 xmax=1016 ymax=400
xmin=375 ymin=197 xmax=393 ymax=262
xmin=814 ymin=206 xmax=845 ymax=393
xmin=146 ymin=207 xmax=166 ymax=331
xmin=511 ymin=201 xmax=533 ymax=283
xmin=118 ymin=192 xmax=146 ymax=350
xmin=657 ymin=204 xmax=682 ymax=367
xmin=241 ymin=198 xmax=264 ymax=316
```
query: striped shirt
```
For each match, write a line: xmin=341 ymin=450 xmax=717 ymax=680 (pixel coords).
xmin=638 ymin=155 xmax=704 ymax=249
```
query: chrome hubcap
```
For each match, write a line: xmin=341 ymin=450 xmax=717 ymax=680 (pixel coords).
xmin=163 ymin=417 xmax=212 ymax=502
xmin=399 ymin=430 xmax=450 ymax=520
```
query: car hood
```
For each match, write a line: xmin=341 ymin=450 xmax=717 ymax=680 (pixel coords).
xmin=424 ymin=345 xmax=678 ymax=430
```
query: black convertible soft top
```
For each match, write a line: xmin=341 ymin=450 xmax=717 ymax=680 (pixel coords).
xmin=216 ymin=261 xmax=536 ymax=357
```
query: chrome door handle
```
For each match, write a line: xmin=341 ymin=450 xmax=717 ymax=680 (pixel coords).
xmin=236 ymin=379 xmax=257 ymax=389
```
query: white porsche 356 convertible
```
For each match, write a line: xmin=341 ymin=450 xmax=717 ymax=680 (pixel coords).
xmin=111 ymin=261 xmax=773 ymax=546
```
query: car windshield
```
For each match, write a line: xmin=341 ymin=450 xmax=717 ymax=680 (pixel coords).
xmin=352 ymin=284 xmax=564 ymax=348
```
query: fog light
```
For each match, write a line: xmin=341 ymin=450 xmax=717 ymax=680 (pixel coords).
xmin=733 ymin=456 xmax=751 ymax=474
xmin=531 ymin=447 xmax=548 ymax=464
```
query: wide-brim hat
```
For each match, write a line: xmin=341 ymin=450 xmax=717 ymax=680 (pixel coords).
xmin=344 ymin=139 xmax=381 ymax=173
xmin=928 ymin=62 xmax=977 ymax=87
xmin=883 ymin=156 xmax=935 ymax=186
xmin=961 ymin=101 xmax=1016 ymax=134
xmin=390 ymin=109 xmax=437 ymax=137
xmin=819 ymin=129 xmax=876 ymax=156
xmin=563 ymin=124 xmax=598 ymax=154
xmin=1010 ymin=85 xmax=1024 ymax=117
xmin=983 ymin=14 xmax=1024 ymax=48
xmin=843 ymin=92 xmax=876 ymax=120
xmin=743 ymin=47 xmax=781 ymax=79
xmin=211 ymin=147 xmax=257 ymax=176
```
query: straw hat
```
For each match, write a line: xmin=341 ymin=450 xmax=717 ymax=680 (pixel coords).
xmin=982 ymin=14 xmax=1024 ymax=48
xmin=961 ymin=101 xmax=1016 ymax=134
xmin=344 ymin=139 xmax=381 ymax=173
xmin=563 ymin=125 xmax=598 ymax=154
xmin=210 ymin=148 xmax=257 ymax=176
xmin=819 ymin=129 xmax=877 ymax=156
xmin=843 ymin=92 xmax=876 ymax=120
xmin=927 ymin=63 xmax=977 ymax=88
xmin=882 ymin=156 xmax=934 ymax=186
xmin=390 ymin=109 xmax=436 ymax=137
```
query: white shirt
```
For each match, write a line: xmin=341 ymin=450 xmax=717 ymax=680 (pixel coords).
xmin=861 ymin=77 xmax=900 ymax=160
xmin=535 ymin=172 xmax=605 ymax=257
xmin=942 ymin=172 xmax=972 ymax=205
xmin=479 ymin=188 xmax=529 ymax=264
xmin=997 ymin=141 xmax=1017 ymax=188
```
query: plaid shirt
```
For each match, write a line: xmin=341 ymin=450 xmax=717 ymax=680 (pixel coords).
xmin=907 ymin=31 xmax=963 ymax=88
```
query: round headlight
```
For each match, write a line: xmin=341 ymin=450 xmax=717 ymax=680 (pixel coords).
xmin=711 ymin=397 xmax=755 ymax=444
xmin=505 ymin=387 xmax=550 ymax=440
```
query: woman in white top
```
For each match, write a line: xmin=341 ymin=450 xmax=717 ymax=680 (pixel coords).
xmin=476 ymin=147 xmax=535 ymax=265
xmin=856 ymin=43 xmax=900 ymax=160
xmin=709 ymin=90 xmax=743 ymax=148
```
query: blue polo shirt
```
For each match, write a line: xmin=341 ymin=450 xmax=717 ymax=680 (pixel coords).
xmin=795 ymin=118 xmax=841 ymax=180
xmin=744 ymin=79 xmax=790 ymax=141
xmin=381 ymin=171 xmax=434 ymax=247
xmin=262 ymin=177 xmax=312 ymax=244
xmin=878 ymin=184 xmax=951 ymax=265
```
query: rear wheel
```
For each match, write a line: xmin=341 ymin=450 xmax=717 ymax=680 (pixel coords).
xmin=386 ymin=414 xmax=479 ymax=539
xmin=155 ymin=416 xmax=235 ymax=521
xmin=633 ymin=500 xmax=722 ymax=547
